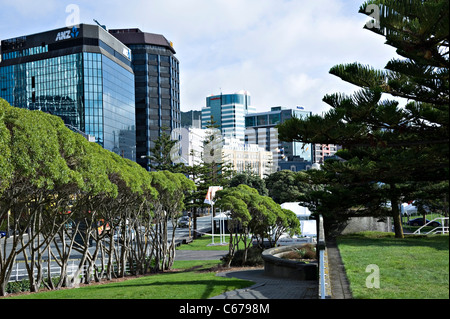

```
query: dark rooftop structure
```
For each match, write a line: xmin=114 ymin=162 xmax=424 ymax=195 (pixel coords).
xmin=108 ymin=28 xmax=175 ymax=54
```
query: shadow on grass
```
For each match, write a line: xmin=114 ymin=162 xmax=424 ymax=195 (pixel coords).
xmin=91 ymin=273 xmax=253 ymax=299
xmin=337 ymin=232 xmax=449 ymax=251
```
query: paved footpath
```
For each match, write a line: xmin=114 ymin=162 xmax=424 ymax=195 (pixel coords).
xmin=176 ymin=250 xmax=317 ymax=299
xmin=175 ymin=250 xmax=226 ymax=261
xmin=211 ymin=268 xmax=318 ymax=299
xmin=175 ymin=246 xmax=351 ymax=300
xmin=326 ymin=240 xmax=352 ymax=299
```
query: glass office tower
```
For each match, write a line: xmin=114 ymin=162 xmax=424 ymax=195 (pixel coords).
xmin=109 ymin=28 xmax=180 ymax=169
xmin=202 ymin=90 xmax=256 ymax=142
xmin=0 ymin=24 xmax=136 ymax=160
xmin=245 ymin=106 xmax=313 ymax=171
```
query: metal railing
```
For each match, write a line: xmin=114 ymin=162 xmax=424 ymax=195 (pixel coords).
xmin=317 ymin=215 xmax=331 ymax=299
xmin=413 ymin=217 xmax=449 ymax=235
xmin=8 ymin=261 xmax=132 ymax=284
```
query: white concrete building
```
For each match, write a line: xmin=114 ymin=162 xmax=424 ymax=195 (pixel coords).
xmin=175 ymin=127 xmax=208 ymax=166
xmin=222 ymin=137 xmax=273 ymax=178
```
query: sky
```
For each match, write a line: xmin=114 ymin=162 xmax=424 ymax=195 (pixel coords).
xmin=0 ymin=0 xmax=401 ymax=115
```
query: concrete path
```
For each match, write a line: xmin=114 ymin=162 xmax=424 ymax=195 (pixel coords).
xmin=211 ymin=268 xmax=318 ymax=299
xmin=175 ymin=250 xmax=227 ymax=261
xmin=326 ymin=240 xmax=352 ymax=299
xmin=175 ymin=246 xmax=352 ymax=300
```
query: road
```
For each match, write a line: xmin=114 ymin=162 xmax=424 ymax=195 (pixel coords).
xmin=1 ymin=215 xmax=214 ymax=282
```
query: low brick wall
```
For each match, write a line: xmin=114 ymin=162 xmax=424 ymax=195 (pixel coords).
xmin=261 ymin=245 xmax=318 ymax=281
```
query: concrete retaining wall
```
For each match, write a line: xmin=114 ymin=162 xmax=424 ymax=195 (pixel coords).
xmin=261 ymin=245 xmax=317 ymax=281
xmin=340 ymin=216 xmax=391 ymax=235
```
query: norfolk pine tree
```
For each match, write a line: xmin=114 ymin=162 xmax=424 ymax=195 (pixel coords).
xmin=278 ymin=0 xmax=449 ymax=238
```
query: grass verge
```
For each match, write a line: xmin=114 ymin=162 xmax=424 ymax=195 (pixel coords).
xmin=177 ymin=235 xmax=251 ymax=251
xmin=337 ymin=231 xmax=449 ymax=299
xmin=177 ymin=235 xmax=229 ymax=250
xmin=2 ymin=260 xmax=254 ymax=299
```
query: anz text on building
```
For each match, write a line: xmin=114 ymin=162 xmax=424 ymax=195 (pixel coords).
xmin=0 ymin=24 xmax=136 ymax=161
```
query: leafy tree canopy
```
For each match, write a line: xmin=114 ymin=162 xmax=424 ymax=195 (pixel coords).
xmin=276 ymin=0 xmax=449 ymax=238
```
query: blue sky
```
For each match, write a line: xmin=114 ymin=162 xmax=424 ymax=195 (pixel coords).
xmin=0 ymin=0 xmax=401 ymax=114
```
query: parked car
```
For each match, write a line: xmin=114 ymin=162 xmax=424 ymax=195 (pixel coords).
xmin=178 ymin=216 xmax=190 ymax=228
xmin=0 ymin=230 xmax=6 ymax=238
xmin=406 ymin=218 xmax=441 ymax=227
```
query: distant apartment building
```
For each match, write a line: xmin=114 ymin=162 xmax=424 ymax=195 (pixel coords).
xmin=201 ymin=90 xmax=256 ymax=142
xmin=175 ymin=127 xmax=272 ymax=178
xmin=177 ymin=127 xmax=208 ymax=166
xmin=109 ymin=28 xmax=180 ymax=169
xmin=314 ymin=144 xmax=342 ymax=163
xmin=0 ymin=24 xmax=136 ymax=160
xmin=245 ymin=106 xmax=313 ymax=172
xmin=181 ymin=110 xmax=201 ymax=128
xmin=222 ymin=137 xmax=273 ymax=178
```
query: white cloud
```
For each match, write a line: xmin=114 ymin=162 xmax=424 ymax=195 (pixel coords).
xmin=0 ymin=0 xmax=400 ymax=115
xmin=171 ymin=0 xmax=399 ymax=113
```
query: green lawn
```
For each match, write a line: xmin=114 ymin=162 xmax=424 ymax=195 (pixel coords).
xmin=177 ymin=235 xmax=230 ymax=250
xmin=3 ymin=260 xmax=254 ymax=299
xmin=177 ymin=235 xmax=251 ymax=251
xmin=337 ymin=232 xmax=449 ymax=299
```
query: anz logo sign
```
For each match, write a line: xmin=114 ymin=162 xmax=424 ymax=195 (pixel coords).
xmin=122 ymin=47 xmax=131 ymax=61
xmin=55 ymin=26 xmax=79 ymax=41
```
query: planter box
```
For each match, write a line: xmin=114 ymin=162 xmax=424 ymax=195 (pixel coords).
xmin=261 ymin=245 xmax=318 ymax=281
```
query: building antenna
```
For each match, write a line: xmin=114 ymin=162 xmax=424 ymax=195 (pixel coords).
xmin=93 ymin=19 xmax=107 ymax=30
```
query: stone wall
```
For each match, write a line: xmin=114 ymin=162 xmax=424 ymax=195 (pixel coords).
xmin=261 ymin=245 xmax=318 ymax=280
xmin=340 ymin=216 xmax=391 ymax=235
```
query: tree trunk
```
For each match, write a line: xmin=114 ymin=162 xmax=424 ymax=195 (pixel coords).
xmin=242 ymin=232 xmax=249 ymax=265
xmin=225 ymin=232 xmax=234 ymax=268
xmin=0 ymin=254 xmax=16 ymax=296
xmin=390 ymin=192 xmax=404 ymax=239
xmin=193 ymin=207 xmax=198 ymax=239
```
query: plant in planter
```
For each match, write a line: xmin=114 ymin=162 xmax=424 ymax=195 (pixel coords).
xmin=281 ymin=244 xmax=317 ymax=261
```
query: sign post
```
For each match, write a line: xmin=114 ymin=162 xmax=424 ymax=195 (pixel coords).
xmin=204 ymin=186 xmax=223 ymax=245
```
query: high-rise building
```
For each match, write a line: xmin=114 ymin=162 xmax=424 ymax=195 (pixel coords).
xmin=175 ymin=127 xmax=272 ymax=178
xmin=0 ymin=24 xmax=136 ymax=160
xmin=245 ymin=106 xmax=313 ymax=172
xmin=313 ymin=144 xmax=342 ymax=163
xmin=201 ymin=90 xmax=256 ymax=142
xmin=222 ymin=137 xmax=273 ymax=179
xmin=177 ymin=127 xmax=208 ymax=167
xmin=109 ymin=28 xmax=180 ymax=169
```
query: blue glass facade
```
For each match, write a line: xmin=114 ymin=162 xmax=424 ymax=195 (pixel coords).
xmin=0 ymin=53 xmax=84 ymax=128
xmin=0 ymin=24 xmax=136 ymax=161
xmin=202 ymin=91 xmax=255 ymax=141
xmin=100 ymin=53 xmax=135 ymax=159
xmin=129 ymin=45 xmax=180 ymax=164
xmin=245 ymin=107 xmax=313 ymax=167
xmin=109 ymin=29 xmax=180 ymax=169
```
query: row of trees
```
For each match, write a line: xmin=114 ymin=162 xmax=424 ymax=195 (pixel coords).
xmin=0 ymin=99 xmax=195 ymax=296
xmin=277 ymin=0 xmax=449 ymax=238
xmin=215 ymin=184 xmax=300 ymax=267
xmin=145 ymin=124 xmax=302 ymax=266
xmin=0 ymin=99 xmax=303 ymax=296
xmin=146 ymin=120 xmax=304 ymax=240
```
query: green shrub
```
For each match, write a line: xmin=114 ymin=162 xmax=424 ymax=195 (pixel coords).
xmin=227 ymin=247 xmax=264 ymax=267
xmin=7 ymin=279 xmax=31 ymax=294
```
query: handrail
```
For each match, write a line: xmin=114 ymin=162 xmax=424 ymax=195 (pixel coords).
xmin=319 ymin=249 xmax=326 ymax=299
xmin=413 ymin=217 xmax=449 ymax=235
xmin=317 ymin=215 xmax=330 ymax=299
